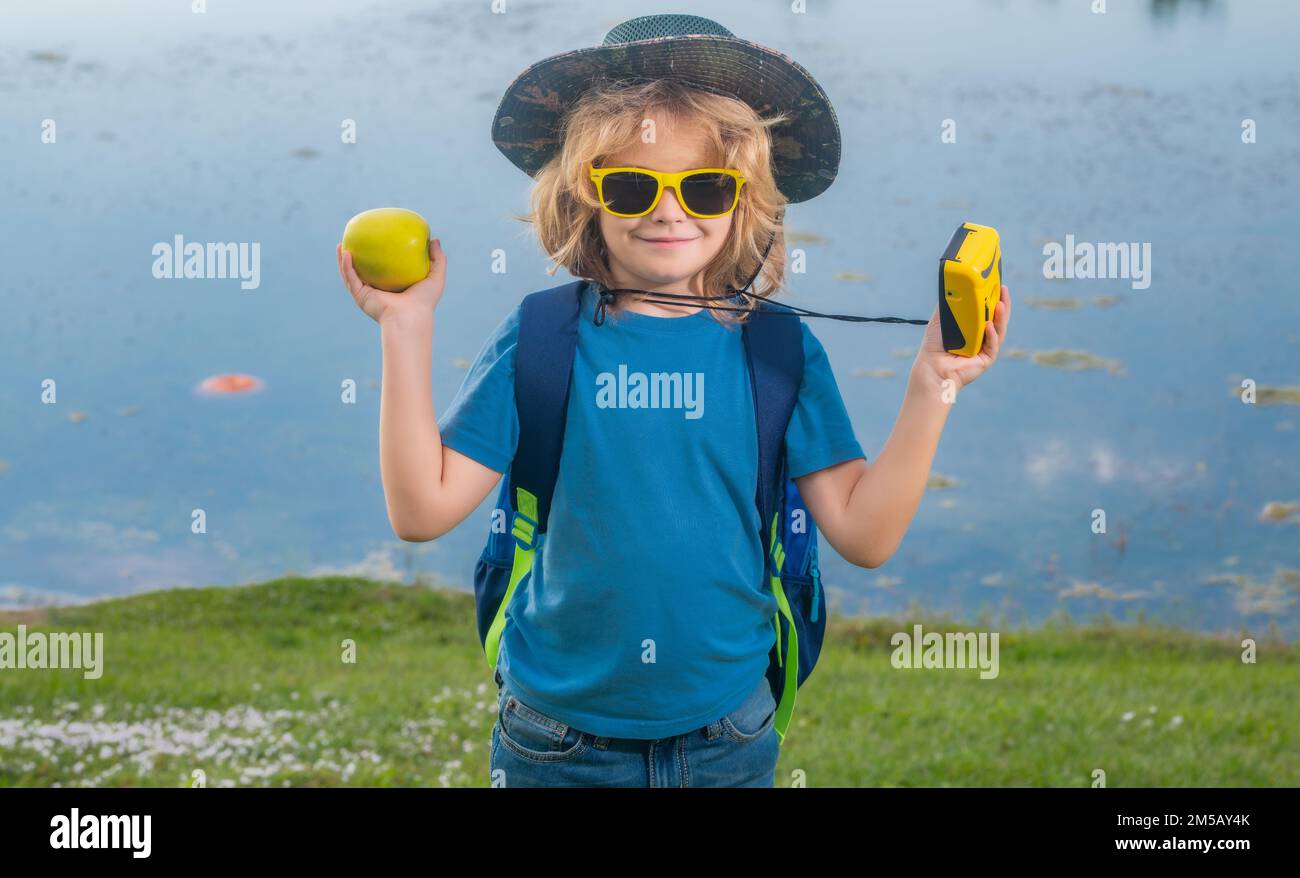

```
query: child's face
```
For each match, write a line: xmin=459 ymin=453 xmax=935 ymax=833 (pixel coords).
xmin=597 ymin=115 xmax=733 ymax=297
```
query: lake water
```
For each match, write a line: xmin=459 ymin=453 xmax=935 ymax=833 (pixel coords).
xmin=1 ymin=0 xmax=1298 ymax=637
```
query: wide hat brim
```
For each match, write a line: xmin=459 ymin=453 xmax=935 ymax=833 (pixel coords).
xmin=491 ymin=34 xmax=841 ymax=204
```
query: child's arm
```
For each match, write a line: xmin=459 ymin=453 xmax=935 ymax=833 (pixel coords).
xmin=799 ymin=287 xmax=1012 ymax=568
xmin=377 ymin=313 xmax=504 ymax=540
xmin=338 ymin=242 xmax=502 ymax=541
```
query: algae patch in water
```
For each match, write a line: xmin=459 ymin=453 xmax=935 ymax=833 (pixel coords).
xmin=1023 ymin=296 xmax=1081 ymax=310
xmin=1206 ymin=568 xmax=1300 ymax=615
xmin=1030 ymin=349 xmax=1125 ymax=375
xmin=1259 ymin=501 xmax=1300 ymax=522
xmin=927 ymin=473 xmax=958 ymax=490
xmin=1258 ymin=385 xmax=1300 ymax=406
xmin=786 ymin=229 xmax=827 ymax=245
xmin=1057 ymin=580 xmax=1150 ymax=601
xmin=1019 ymin=291 xmax=1123 ymax=309
xmin=851 ymin=367 xmax=897 ymax=379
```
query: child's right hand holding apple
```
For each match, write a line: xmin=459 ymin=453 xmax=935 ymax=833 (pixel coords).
xmin=337 ymin=237 xmax=446 ymax=326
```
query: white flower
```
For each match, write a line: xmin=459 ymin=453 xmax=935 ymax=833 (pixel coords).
xmin=1120 ymin=711 xmax=1135 ymax=722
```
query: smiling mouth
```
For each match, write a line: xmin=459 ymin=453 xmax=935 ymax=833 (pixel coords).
xmin=637 ymin=236 xmax=699 ymax=247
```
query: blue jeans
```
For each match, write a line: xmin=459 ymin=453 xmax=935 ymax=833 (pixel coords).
xmin=488 ymin=670 xmax=779 ymax=787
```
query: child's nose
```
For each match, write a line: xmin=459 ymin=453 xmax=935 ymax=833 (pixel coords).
xmin=652 ymin=186 xmax=688 ymax=218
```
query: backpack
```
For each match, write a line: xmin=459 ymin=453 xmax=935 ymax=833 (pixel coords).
xmin=472 ymin=279 xmax=827 ymax=746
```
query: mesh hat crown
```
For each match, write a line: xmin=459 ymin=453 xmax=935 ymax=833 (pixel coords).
xmin=491 ymin=13 xmax=841 ymax=204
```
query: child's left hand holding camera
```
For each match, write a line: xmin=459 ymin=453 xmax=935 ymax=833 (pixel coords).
xmin=911 ymin=285 xmax=1012 ymax=393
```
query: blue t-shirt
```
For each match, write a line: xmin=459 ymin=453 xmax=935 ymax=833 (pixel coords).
xmin=438 ymin=282 xmax=866 ymax=738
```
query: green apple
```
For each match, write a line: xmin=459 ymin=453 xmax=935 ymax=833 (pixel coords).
xmin=341 ymin=208 xmax=431 ymax=292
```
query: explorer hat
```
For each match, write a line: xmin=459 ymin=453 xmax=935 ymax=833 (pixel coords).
xmin=491 ymin=12 xmax=841 ymax=204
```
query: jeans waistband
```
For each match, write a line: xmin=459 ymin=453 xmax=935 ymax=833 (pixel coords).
xmin=493 ymin=667 xmax=757 ymax=745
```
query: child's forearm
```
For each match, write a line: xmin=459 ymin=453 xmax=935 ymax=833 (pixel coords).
xmin=378 ymin=310 xmax=443 ymax=539
xmin=843 ymin=368 xmax=952 ymax=566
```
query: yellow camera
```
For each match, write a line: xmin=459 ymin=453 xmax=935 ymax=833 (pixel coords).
xmin=939 ymin=223 xmax=1002 ymax=357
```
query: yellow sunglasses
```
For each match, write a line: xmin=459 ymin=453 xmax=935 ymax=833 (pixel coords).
xmin=589 ymin=165 xmax=748 ymax=219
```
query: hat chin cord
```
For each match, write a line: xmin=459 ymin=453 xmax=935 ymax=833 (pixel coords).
xmin=591 ymin=225 xmax=929 ymax=327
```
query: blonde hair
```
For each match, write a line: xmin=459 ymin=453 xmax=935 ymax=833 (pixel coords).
xmin=517 ymin=77 xmax=790 ymax=327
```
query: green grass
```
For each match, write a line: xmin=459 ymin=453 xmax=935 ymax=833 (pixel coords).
xmin=1 ymin=576 xmax=1296 ymax=787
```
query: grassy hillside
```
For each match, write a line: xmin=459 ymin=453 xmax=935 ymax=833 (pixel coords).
xmin=1 ymin=576 xmax=1296 ymax=787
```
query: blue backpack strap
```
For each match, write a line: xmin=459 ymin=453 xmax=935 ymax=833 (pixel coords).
xmin=512 ymin=280 xmax=583 ymax=532
xmin=741 ymin=299 xmax=805 ymax=744
xmin=741 ymin=300 xmax=804 ymax=561
xmin=480 ymin=279 xmax=582 ymax=671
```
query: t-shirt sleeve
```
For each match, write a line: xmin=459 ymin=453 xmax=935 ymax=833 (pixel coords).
xmin=783 ymin=321 xmax=867 ymax=479
xmin=436 ymin=304 xmax=521 ymax=475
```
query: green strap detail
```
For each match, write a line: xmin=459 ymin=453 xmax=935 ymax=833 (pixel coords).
xmin=770 ymin=571 xmax=799 ymax=746
xmin=483 ymin=487 xmax=539 ymax=670
xmin=767 ymin=508 xmax=800 ymax=746
xmin=511 ymin=496 xmax=536 ymax=545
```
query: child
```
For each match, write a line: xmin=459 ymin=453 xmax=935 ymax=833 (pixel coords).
xmin=337 ymin=13 xmax=1010 ymax=788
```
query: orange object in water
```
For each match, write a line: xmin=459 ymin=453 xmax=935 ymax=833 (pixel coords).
xmin=197 ymin=373 xmax=263 ymax=395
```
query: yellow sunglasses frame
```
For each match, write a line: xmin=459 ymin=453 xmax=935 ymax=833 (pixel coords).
xmin=589 ymin=165 xmax=749 ymax=219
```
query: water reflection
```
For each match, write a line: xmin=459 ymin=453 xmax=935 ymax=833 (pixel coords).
xmin=0 ymin=0 xmax=1296 ymax=639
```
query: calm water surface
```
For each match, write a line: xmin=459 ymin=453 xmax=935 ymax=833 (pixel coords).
xmin=1 ymin=0 xmax=1297 ymax=637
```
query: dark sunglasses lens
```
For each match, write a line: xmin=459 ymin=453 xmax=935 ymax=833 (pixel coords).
xmin=680 ymin=173 xmax=738 ymax=216
xmin=601 ymin=171 xmax=659 ymax=214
